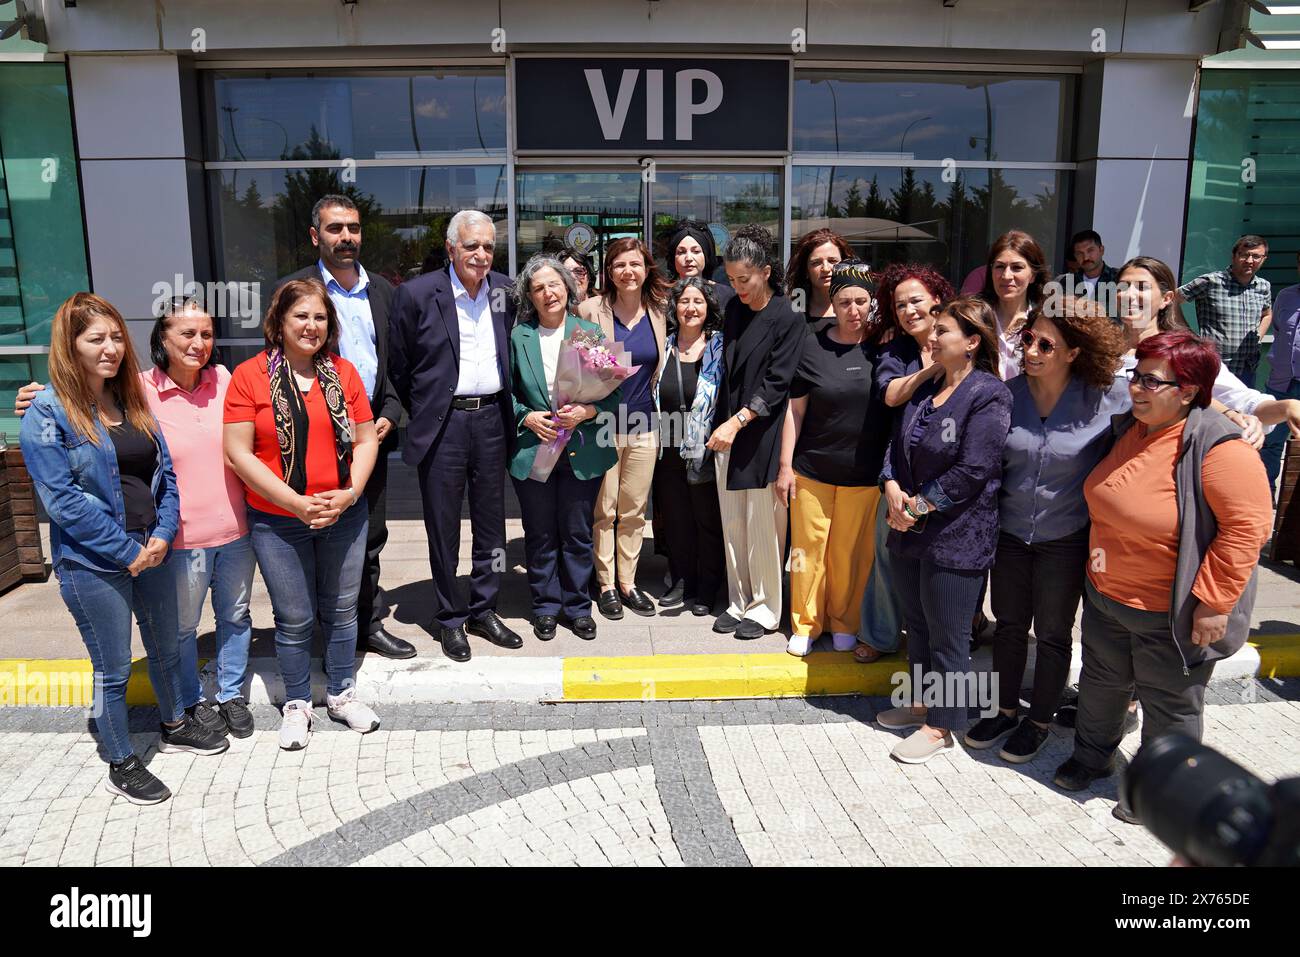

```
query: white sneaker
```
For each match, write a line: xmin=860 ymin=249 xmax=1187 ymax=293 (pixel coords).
xmin=786 ymin=634 xmax=814 ymax=657
xmin=279 ymin=699 xmax=314 ymax=751
xmin=326 ymin=687 xmax=380 ymax=733
xmin=831 ymin=632 xmax=858 ymax=652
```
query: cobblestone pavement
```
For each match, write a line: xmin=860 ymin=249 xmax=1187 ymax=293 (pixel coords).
xmin=0 ymin=678 xmax=1296 ymax=868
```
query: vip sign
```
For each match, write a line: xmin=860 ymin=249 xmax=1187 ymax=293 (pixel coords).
xmin=515 ymin=57 xmax=789 ymax=152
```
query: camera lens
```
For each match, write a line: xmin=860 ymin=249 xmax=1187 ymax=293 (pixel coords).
xmin=1126 ymin=734 xmax=1276 ymax=867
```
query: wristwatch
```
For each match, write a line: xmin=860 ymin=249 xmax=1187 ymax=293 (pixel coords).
xmin=735 ymin=410 xmax=750 ymax=427
xmin=913 ymin=497 xmax=931 ymax=517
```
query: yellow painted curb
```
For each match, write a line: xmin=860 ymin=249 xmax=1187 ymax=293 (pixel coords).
xmin=562 ymin=652 xmax=905 ymax=700
xmin=1250 ymin=633 xmax=1300 ymax=680
xmin=0 ymin=658 xmax=163 ymax=708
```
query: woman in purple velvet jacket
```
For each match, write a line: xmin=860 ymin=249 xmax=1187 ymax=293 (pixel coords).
xmin=875 ymin=295 xmax=1013 ymax=765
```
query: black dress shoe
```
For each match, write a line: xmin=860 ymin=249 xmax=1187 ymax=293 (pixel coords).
xmin=713 ymin=611 xmax=741 ymax=634
xmin=621 ymin=586 xmax=656 ymax=617
xmin=533 ymin=615 xmax=558 ymax=641
xmin=436 ymin=625 xmax=472 ymax=662
xmin=734 ymin=618 xmax=766 ymax=640
xmin=597 ymin=589 xmax=624 ymax=620
xmin=562 ymin=615 xmax=598 ymax=640
xmin=1052 ymin=756 xmax=1113 ymax=792
xmin=366 ymin=628 xmax=417 ymax=660
xmin=467 ymin=611 xmax=524 ymax=649
xmin=659 ymin=581 xmax=685 ymax=608
xmin=690 ymin=601 xmax=711 ymax=617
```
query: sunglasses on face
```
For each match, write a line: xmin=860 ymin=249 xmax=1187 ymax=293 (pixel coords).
xmin=1128 ymin=369 xmax=1180 ymax=391
xmin=1020 ymin=329 xmax=1057 ymax=354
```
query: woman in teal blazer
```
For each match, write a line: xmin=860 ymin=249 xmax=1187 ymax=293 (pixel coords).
xmin=509 ymin=255 xmax=621 ymax=641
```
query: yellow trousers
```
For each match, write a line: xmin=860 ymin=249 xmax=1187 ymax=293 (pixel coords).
xmin=789 ymin=475 xmax=880 ymax=638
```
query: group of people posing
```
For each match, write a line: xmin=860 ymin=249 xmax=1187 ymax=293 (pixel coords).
xmin=17 ymin=196 xmax=1300 ymax=818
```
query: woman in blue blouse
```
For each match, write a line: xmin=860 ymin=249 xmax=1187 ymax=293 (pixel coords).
xmin=964 ymin=297 xmax=1128 ymax=763
xmin=20 ymin=293 xmax=229 ymax=806
xmin=876 ymin=295 xmax=1012 ymax=764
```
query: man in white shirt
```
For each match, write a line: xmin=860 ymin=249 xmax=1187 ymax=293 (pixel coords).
xmin=388 ymin=210 xmax=523 ymax=662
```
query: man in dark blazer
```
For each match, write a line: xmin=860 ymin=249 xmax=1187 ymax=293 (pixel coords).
xmin=273 ymin=194 xmax=415 ymax=660
xmin=388 ymin=209 xmax=523 ymax=661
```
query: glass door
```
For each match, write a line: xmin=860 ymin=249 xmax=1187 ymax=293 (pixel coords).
xmin=514 ymin=169 xmax=645 ymax=281
xmin=648 ymin=168 xmax=782 ymax=281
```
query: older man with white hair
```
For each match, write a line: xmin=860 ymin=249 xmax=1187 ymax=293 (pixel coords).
xmin=389 ymin=210 xmax=522 ymax=661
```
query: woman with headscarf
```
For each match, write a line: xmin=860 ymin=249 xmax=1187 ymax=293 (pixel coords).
xmin=665 ymin=219 xmax=734 ymax=311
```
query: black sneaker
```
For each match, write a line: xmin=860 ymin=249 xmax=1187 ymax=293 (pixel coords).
xmin=734 ymin=618 xmax=765 ymax=640
xmin=218 ymin=698 xmax=255 ymax=739
xmin=186 ymin=701 xmax=228 ymax=736
xmin=159 ymin=716 xmax=230 ymax=756
xmin=1052 ymin=756 xmax=1112 ymax=792
xmin=963 ymin=712 xmax=1019 ymax=749
xmin=105 ymin=755 xmax=171 ymax=805
xmin=999 ymin=718 xmax=1051 ymax=764
xmin=713 ymin=612 xmax=742 ymax=634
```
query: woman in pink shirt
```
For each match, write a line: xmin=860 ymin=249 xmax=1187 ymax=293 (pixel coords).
xmin=16 ymin=297 xmax=255 ymax=738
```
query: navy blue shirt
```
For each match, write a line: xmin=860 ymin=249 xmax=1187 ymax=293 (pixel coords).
xmin=614 ymin=314 xmax=659 ymax=434
xmin=999 ymin=373 xmax=1130 ymax=544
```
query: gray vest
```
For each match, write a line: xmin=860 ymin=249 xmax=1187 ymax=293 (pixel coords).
xmin=1109 ymin=406 xmax=1259 ymax=669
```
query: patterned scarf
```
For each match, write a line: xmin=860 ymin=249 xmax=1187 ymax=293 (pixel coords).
xmin=267 ymin=348 xmax=353 ymax=494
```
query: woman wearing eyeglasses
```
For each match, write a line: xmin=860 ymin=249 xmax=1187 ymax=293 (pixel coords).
xmin=964 ymin=297 xmax=1127 ymax=763
xmin=561 ymin=246 xmax=598 ymax=301
xmin=1053 ymin=331 xmax=1272 ymax=823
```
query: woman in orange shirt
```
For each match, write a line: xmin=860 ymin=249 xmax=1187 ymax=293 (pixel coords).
xmin=1053 ymin=331 xmax=1272 ymax=822
xmin=224 ymin=278 xmax=381 ymax=751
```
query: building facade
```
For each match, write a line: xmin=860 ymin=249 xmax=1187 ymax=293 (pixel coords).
xmin=0 ymin=0 xmax=1265 ymax=433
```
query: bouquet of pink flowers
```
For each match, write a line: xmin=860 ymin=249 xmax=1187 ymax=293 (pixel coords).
xmin=528 ymin=327 xmax=639 ymax=481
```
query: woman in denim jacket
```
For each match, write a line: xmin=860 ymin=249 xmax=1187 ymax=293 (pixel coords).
xmin=20 ymin=294 xmax=228 ymax=806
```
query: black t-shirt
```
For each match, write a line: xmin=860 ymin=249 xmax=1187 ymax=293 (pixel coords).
xmin=659 ymin=345 xmax=701 ymax=449
xmin=790 ymin=327 xmax=889 ymax=486
xmin=109 ymin=420 xmax=158 ymax=532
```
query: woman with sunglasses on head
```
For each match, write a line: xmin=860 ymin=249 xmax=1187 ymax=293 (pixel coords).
xmin=785 ymin=228 xmax=855 ymax=332
xmin=875 ymin=296 xmax=1012 ymax=763
xmin=964 ymin=297 xmax=1127 ymax=763
xmin=224 ymin=278 xmax=381 ymax=751
xmin=664 ymin=220 xmax=733 ymax=312
xmin=1052 ymin=331 xmax=1272 ymax=823
xmin=853 ymin=264 xmax=954 ymax=665
xmin=15 ymin=297 xmax=258 ymax=739
xmin=20 ymin=294 xmax=229 ymax=805
xmin=980 ymin=230 xmax=1051 ymax=379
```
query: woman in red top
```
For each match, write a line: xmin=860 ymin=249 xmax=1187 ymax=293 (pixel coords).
xmin=223 ymin=278 xmax=381 ymax=751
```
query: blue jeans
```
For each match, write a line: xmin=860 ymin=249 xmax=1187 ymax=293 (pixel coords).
xmin=249 ymin=502 xmax=368 ymax=703
xmin=859 ymin=497 xmax=902 ymax=652
xmin=891 ymin=552 xmax=985 ymax=732
xmin=57 ymin=532 xmax=183 ymax=764
xmin=1260 ymin=377 xmax=1300 ymax=492
xmin=172 ymin=534 xmax=256 ymax=705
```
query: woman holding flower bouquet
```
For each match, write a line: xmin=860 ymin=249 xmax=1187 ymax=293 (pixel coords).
xmin=579 ymin=237 xmax=669 ymax=621
xmin=509 ymin=256 xmax=625 ymax=641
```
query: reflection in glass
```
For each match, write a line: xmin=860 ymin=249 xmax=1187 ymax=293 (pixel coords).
xmin=792 ymin=165 xmax=1066 ymax=287
xmin=210 ymin=164 xmax=507 ymax=334
xmin=515 ymin=171 xmax=644 ymax=285
xmin=207 ymin=70 xmax=508 ymax=162
xmin=794 ymin=71 xmax=1073 ymax=164
xmin=650 ymin=170 xmax=781 ymax=281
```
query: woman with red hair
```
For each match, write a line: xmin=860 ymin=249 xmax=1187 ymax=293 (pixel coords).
xmin=785 ymin=228 xmax=855 ymax=331
xmin=1054 ymin=331 xmax=1273 ymax=822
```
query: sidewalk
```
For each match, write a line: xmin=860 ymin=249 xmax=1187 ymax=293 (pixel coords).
xmin=3 ymin=456 xmax=1299 ymax=703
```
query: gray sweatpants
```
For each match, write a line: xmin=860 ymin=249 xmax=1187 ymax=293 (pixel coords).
xmin=1071 ymin=581 xmax=1217 ymax=772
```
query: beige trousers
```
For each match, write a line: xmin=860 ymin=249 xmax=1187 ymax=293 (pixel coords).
xmin=714 ymin=450 xmax=787 ymax=630
xmin=593 ymin=430 xmax=659 ymax=590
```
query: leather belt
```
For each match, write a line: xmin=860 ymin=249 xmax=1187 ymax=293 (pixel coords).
xmin=451 ymin=392 xmax=501 ymax=411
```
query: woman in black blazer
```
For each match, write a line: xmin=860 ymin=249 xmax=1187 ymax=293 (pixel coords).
xmin=705 ymin=225 xmax=805 ymax=640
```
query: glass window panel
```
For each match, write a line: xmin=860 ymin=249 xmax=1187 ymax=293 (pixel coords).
xmin=793 ymin=71 xmax=1074 ymax=164
xmin=209 ymin=164 xmax=507 ymax=336
xmin=650 ymin=170 xmax=781 ymax=281
xmin=515 ymin=170 xmax=644 ymax=280
xmin=0 ymin=354 xmax=48 ymax=445
xmin=792 ymin=165 xmax=1067 ymax=288
xmin=206 ymin=70 xmax=507 ymax=162
xmin=0 ymin=63 xmax=90 ymax=348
